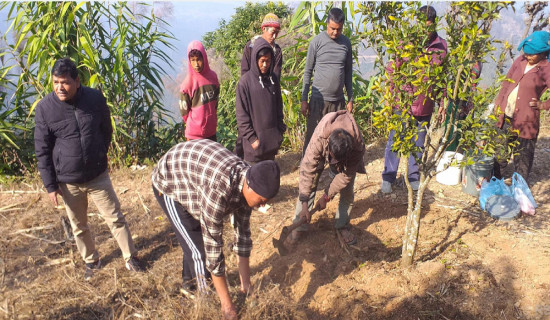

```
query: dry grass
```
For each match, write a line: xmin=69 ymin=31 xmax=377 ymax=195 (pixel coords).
xmin=2 ymin=140 xmax=550 ymax=319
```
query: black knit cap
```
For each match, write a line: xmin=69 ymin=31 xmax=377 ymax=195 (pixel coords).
xmin=246 ymin=160 xmax=281 ymax=199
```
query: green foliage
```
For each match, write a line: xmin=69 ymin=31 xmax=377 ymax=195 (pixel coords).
xmin=358 ymin=1 xmax=517 ymax=266
xmin=360 ymin=1 xmax=517 ymax=174
xmin=1 ymin=1 xmax=177 ymax=176
xmin=203 ymin=2 xmax=291 ymax=76
xmin=203 ymin=2 xmax=377 ymax=152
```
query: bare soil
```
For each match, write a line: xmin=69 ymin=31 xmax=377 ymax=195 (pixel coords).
xmin=1 ymin=129 xmax=550 ymax=320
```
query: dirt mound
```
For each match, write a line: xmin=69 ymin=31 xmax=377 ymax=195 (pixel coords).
xmin=1 ymin=132 xmax=550 ymax=319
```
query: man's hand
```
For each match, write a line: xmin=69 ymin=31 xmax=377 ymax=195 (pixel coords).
xmin=301 ymin=101 xmax=309 ymax=117
xmin=316 ymin=194 xmax=329 ymax=210
xmin=241 ymin=283 xmax=254 ymax=295
xmin=48 ymin=189 xmax=63 ymax=207
xmin=530 ymin=98 xmax=543 ymax=110
xmin=346 ymin=100 xmax=353 ymax=113
xmin=299 ymin=202 xmax=311 ymax=223
xmin=222 ymin=305 xmax=238 ymax=320
xmin=212 ymin=274 xmax=238 ymax=320
xmin=251 ymin=139 xmax=260 ymax=150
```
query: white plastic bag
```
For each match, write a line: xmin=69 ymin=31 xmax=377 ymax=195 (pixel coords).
xmin=514 ymin=186 xmax=536 ymax=216
xmin=512 ymin=172 xmax=537 ymax=216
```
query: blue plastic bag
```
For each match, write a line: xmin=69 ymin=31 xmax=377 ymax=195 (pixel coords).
xmin=512 ymin=172 xmax=537 ymax=215
xmin=479 ymin=177 xmax=512 ymax=210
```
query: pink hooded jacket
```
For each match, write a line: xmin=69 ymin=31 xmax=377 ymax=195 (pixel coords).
xmin=179 ymin=41 xmax=219 ymax=140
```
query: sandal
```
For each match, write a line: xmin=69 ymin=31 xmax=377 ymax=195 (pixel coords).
xmin=339 ymin=227 xmax=357 ymax=246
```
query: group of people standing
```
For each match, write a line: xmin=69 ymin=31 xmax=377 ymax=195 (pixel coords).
xmin=33 ymin=5 xmax=550 ymax=320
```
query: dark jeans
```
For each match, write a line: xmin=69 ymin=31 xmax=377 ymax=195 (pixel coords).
xmin=382 ymin=114 xmax=431 ymax=183
xmin=153 ymin=185 xmax=211 ymax=292
xmin=493 ymin=119 xmax=536 ymax=182
xmin=302 ymin=98 xmax=346 ymax=156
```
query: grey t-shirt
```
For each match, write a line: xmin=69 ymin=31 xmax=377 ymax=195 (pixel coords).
xmin=301 ymin=31 xmax=353 ymax=102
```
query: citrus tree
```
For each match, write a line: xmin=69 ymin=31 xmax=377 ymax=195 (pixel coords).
xmin=358 ymin=1 xmax=517 ymax=266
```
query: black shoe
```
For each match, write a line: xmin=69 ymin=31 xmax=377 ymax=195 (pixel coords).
xmin=84 ymin=259 xmax=101 ymax=281
xmin=125 ymin=256 xmax=145 ymax=272
xmin=182 ymin=279 xmax=197 ymax=292
xmin=180 ymin=279 xmax=197 ymax=300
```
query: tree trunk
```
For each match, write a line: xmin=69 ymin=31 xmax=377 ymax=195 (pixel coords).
xmin=401 ymin=198 xmax=422 ymax=267
xmin=401 ymin=168 xmax=427 ymax=267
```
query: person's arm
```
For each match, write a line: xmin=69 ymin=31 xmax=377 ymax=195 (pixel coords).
xmin=98 ymin=93 xmax=113 ymax=150
xmin=301 ymin=38 xmax=317 ymax=104
xmin=325 ymin=138 xmax=365 ymax=199
xmin=235 ymin=81 xmax=258 ymax=147
xmin=231 ymin=207 xmax=253 ymax=291
xmin=276 ymin=83 xmax=286 ymax=134
xmin=325 ymin=166 xmax=356 ymax=200
xmin=34 ymin=102 xmax=59 ymax=195
xmin=274 ymin=45 xmax=283 ymax=82
xmin=298 ymin=123 xmax=326 ymax=221
xmin=212 ymin=275 xmax=238 ymax=320
xmin=238 ymin=256 xmax=252 ymax=293
xmin=199 ymin=187 xmax=238 ymax=318
xmin=179 ymin=91 xmax=192 ymax=121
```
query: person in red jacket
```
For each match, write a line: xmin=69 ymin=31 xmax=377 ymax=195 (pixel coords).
xmin=494 ymin=31 xmax=550 ymax=182
xmin=179 ymin=40 xmax=219 ymax=141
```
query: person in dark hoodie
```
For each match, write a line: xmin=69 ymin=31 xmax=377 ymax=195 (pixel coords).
xmin=236 ymin=37 xmax=286 ymax=164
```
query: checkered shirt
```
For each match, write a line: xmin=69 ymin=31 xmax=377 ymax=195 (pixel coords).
xmin=152 ymin=140 xmax=252 ymax=276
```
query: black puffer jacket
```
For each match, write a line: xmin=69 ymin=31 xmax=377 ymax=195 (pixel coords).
xmin=34 ymin=86 xmax=112 ymax=192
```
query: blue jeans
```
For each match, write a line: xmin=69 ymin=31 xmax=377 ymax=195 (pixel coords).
xmin=293 ymin=165 xmax=355 ymax=230
xmin=382 ymin=114 xmax=431 ymax=183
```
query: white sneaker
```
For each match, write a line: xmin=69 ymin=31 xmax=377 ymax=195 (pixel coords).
xmin=410 ymin=181 xmax=420 ymax=191
xmin=381 ymin=181 xmax=392 ymax=193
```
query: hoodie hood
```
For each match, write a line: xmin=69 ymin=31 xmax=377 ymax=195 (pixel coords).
xmin=249 ymin=37 xmax=274 ymax=77
xmin=180 ymin=40 xmax=218 ymax=95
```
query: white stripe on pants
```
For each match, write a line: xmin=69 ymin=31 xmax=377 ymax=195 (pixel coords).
xmin=164 ymin=195 xmax=209 ymax=292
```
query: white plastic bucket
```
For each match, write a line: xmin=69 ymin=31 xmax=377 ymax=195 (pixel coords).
xmin=436 ymin=151 xmax=464 ymax=186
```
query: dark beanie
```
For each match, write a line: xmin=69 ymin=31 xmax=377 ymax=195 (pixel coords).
xmin=246 ymin=160 xmax=280 ymax=199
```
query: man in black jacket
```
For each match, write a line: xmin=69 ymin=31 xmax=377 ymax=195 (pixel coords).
xmin=34 ymin=58 xmax=144 ymax=280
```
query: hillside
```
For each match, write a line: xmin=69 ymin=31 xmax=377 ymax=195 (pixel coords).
xmin=1 ymin=128 xmax=549 ymax=319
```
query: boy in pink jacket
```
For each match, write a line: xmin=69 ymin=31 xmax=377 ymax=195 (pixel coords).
xmin=179 ymin=41 xmax=219 ymax=141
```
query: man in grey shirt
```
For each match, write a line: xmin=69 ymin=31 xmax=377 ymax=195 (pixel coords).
xmin=301 ymin=7 xmax=353 ymax=154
